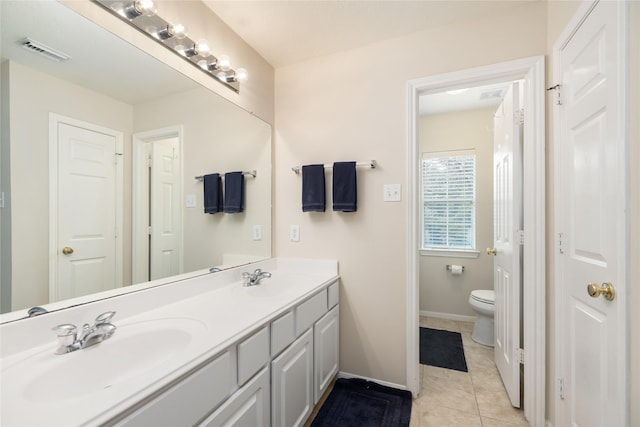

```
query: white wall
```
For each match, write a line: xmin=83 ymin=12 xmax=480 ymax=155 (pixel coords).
xmin=274 ymin=2 xmax=547 ymax=387
xmin=418 ymin=108 xmax=495 ymax=317
xmin=4 ymin=61 xmax=134 ymax=311
xmin=630 ymin=4 xmax=640 ymax=425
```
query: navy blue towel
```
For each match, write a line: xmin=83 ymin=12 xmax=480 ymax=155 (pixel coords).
xmin=302 ymin=164 xmax=326 ymax=212
xmin=203 ymin=173 xmax=222 ymax=214
xmin=223 ymin=172 xmax=245 ymax=213
xmin=332 ymin=161 xmax=357 ymax=212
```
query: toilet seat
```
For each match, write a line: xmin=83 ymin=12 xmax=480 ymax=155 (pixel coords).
xmin=471 ymin=290 xmax=495 ymax=305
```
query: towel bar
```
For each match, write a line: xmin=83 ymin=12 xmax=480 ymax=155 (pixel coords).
xmin=291 ymin=160 xmax=377 ymax=175
xmin=195 ymin=170 xmax=256 ymax=181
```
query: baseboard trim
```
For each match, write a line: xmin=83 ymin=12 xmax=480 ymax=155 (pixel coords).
xmin=420 ymin=310 xmax=476 ymax=323
xmin=337 ymin=371 xmax=408 ymax=391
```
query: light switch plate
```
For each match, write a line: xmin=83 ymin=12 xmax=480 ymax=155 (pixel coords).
xmin=185 ymin=194 xmax=197 ymax=208
xmin=290 ymin=225 xmax=300 ymax=242
xmin=383 ymin=184 xmax=401 ymax=202
xmin=253 ymin=225 xmax=262 ymax=241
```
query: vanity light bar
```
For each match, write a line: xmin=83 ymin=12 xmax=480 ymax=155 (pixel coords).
xmin=93 ymin=0 xmax=245 ymax=93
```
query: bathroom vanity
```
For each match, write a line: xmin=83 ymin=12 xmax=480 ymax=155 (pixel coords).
xmin=0 ymin=258 xmax=339 ymax=427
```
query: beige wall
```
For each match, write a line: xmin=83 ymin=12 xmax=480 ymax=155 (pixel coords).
xmin=5 ymin=61 xmax=134 ymax=311
xmin=274 ymin=2 xmax=546 ymax=386
xmin=418 ymin=108 xmax=495 ymax=317
xmin=133 ymin=87 xmax=272 ymax=271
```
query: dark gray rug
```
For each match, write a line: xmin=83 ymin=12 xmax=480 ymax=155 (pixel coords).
xmin=419 ymin=327 xmax=468 ymax=372
xmin=311 ymin=378 xmax=412 ymax=427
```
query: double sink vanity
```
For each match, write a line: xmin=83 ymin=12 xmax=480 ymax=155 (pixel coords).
xmin=0 ymin=258 xmax=340 ymax=426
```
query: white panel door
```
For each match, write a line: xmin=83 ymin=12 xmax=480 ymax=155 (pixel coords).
xmin=150 ymin=139 xmax=181 ymax=280
xmin=57 ymin=122 xmax=119 ymax=300
xmin=557 ymin=1 xmax=627 ymax=425
xmin=492 ymin=82 xmax=523 ymax=408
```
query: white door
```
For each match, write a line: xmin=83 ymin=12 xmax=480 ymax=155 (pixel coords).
xmin=556 ymin=1 xmax=628 ymax=426
xmin=492 ymin=82 xmax=523 ymax=408
xmin=54 ymin=120 xmax=122 ymax=301
xmin=149 ymin=139 xmax=181 ymax=280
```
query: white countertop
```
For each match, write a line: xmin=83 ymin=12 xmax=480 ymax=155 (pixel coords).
xmin=0 ymin=258 xmax=338 ymax=426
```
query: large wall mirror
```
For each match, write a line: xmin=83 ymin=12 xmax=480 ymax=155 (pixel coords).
xmin=0 ymin=0 xmax=272 ymax=321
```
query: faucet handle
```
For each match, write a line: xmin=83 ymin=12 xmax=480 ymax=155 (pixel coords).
xmin=95 ymin=311 xmax=116 ymax=325
xmin=253 ymin=268 xmax=262 ymax=275
xmin=52 ymin=324 xmax=77 ymax=345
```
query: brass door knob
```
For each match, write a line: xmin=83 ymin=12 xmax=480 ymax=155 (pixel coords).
xmin=487 ymin=247 xmax=497 ymax=256
xmin=62 ymin=246 xmax=74 ymax=255
xmin=587 ymin=282 xmax=615 ymax=301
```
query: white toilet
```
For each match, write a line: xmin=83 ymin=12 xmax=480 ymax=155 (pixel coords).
xmin=468 ymin=289 xmax=495 ymax=347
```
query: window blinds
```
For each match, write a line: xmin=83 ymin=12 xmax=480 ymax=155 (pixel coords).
xmin=422 ymin=152 xmax=476 ymax=250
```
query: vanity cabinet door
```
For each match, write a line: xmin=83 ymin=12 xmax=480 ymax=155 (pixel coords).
xmin=271 ymin=328 xmax=313 ymax=427
xmin=199 ymin=366 xmax=270 ymax=427
xmin=314 ymin=305 xmax=339 ymax=403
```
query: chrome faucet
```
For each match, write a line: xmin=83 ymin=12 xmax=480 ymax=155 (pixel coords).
xmin=242 ymin=268 xmax=271 ymax=287
xmin=52 ymin=311 xmax=117 ymax=355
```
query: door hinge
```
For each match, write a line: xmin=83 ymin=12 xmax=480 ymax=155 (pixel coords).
xmin=517 ymin=348 xmax=525 ymax=364
xmin=558 ymin=232 xmax=564 ymax=254
xmin=0 ymin=191 xmax=4 ymax=208
xmin=146 ymin=156 xmax=153 ymax=168
xmin=558 ymin=378 xmax=565 ymax=400
xmin=514 ymin=108 xmax=524 ymax=125
xmin=518 ymin=230 xmax=525 ymax=245
xmin=547 ymin=84 xmax=562 ymax=105
xmin=146 ymin=226 xmax=152 ymax=235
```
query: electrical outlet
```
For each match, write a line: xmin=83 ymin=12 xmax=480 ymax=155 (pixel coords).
xmin=290 ymin=225 xmax=300 ymax=242
xmin=253 ymin=225 xmax=262 ymax=241
xmin=383 ymin=184 xmax=401 ymax=202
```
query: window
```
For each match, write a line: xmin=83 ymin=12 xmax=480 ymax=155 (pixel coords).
xmin=421 ymin=150 xmax=476 ymax=255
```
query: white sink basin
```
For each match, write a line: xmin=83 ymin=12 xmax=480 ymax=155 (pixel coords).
xmin=2 ymin=317 xmax=207 ymax=404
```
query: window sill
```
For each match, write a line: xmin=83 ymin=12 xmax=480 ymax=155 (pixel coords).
xmin=420 ymin=249 xmax=480 ymax=259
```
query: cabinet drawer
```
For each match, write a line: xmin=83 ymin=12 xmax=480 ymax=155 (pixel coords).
xmin=115 ymin=350 xmax=236 ymax=427
xmin=271 ymin=311 xmax=295 ymax=357
xmin=327 ymin=281 xmax=339 ymax=308
xmin=295 ymin=290 xmax=327 ymax=337
xmin=238 ymin=326 xmax=270 ymax=386
xmin=200 ymin=366 xmax=270 ymax=427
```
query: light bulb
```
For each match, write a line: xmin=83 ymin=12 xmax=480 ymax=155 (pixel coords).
xmin=235 ymin=68 xmax=248 ymax=82
xmin=157 ymin=22 xmax=186 ymax=40
xmin=123 ymin=0 xmax=156 ymax=18
xmin=184 ymin=40 xmax=210 ymax=58
xmin=217 ymin=55 xmax=231 ymax=71
xmin=194 ymin=40 xmax=211 ymax=57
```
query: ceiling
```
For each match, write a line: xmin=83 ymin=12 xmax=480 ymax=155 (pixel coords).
xmin=203 ymin=1 xmax=534 ymax=113
xmin=203 ymin=0 xmax=537 ymax=68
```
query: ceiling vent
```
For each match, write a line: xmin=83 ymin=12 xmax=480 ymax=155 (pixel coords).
xmin=479 ymin=88 xmax=506 ymax=101
xmin=19 ymin=38 xmax=71 ymax=62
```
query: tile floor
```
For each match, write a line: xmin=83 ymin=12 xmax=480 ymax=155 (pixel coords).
xmin=306 ymin=316 xmax=528 ymax=427
xmin=410 ymin=316 xmax=529 ymax=427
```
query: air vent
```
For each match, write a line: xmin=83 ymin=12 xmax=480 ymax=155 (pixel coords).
xmin=19 ymin=38 xmax=71 ymax=62
xmin=479 ymin=89 xmax=505 ymax=100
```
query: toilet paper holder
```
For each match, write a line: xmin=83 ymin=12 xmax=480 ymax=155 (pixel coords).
xmin=446 ymin=264 xmax=465 ymax=272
